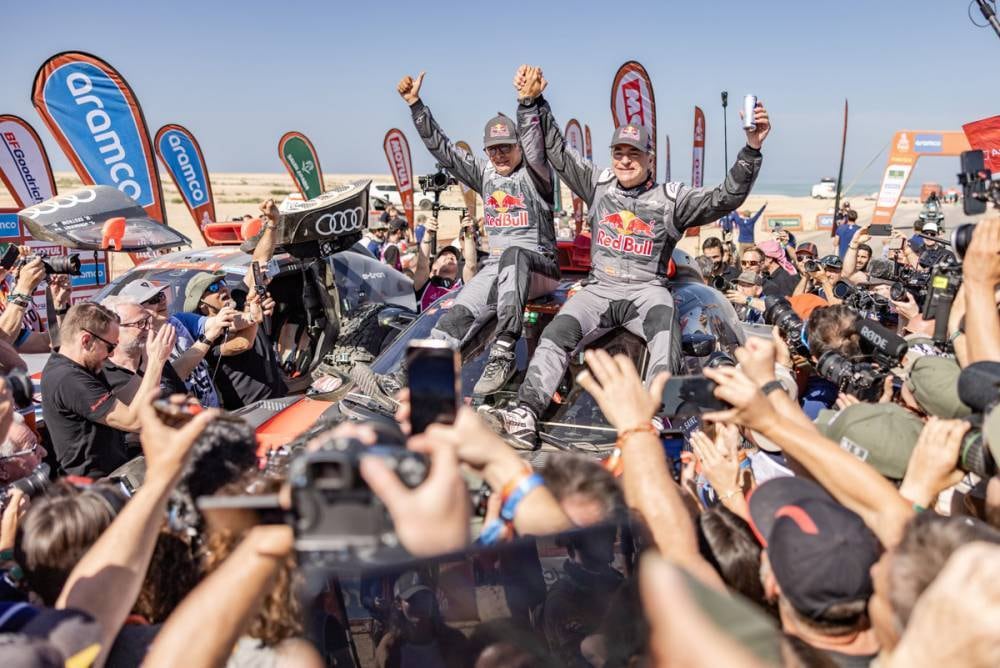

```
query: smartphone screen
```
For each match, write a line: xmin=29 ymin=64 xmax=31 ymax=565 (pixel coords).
xmin=868 ymin=224 xmax=893 ymax=237
xmin=662 ymin=375 xmax=731 ymax=416
xmin=406 ymin=340 xmax=459 ymax=434
xmin=0 ymin=245 xmax=20 ymax=271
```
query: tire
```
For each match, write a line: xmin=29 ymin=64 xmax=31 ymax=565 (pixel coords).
xmin=325 ymin=303 xmax=393 ymax=372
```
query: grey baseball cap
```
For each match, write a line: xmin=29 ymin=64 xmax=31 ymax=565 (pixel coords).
xmin=737 ymin=270 xmax=762 ymax=286
xmin=609 ymin=124 xmax=651 ymax=152
xmin=119 ymin=279 xmax=166 ymax=303
xmin=483 ymin=114 xmax=518 ymax=148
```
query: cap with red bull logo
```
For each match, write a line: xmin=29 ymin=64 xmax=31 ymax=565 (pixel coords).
xmin=483 ymin=114 xmax=518 ymax=148
xmin=609 ymin=124 xmax=651 ymax=152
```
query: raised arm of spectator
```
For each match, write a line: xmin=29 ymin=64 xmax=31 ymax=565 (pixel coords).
xmin=57 ymin=396 xmax=216 ymax=667
xmin=461 ymin=218 xmax=479 ymax=281
xmin=0 ymin=256 xmax=46 ymax=345
xmin=400 ymin=72 xmax=487 ymax=194
xmin=961 ymin=217 xmax=1000 ymax=363
xmin=748 ymin=202 xmax=768 ymax=225
xmin=843 ymin=228 xmax=870 ymax=277
xmin=144 ymin=525 xmax=321 ymax=668
xmin=702 ymin=364 xmax=914 ymax=547
xmin=512 ymin=65 xmax=554 ymax=201
xmin=577 ymin=350 xmax=726 ymax=589
xmin=100 ymin=325 xmax=175 ymax=432
xmin=170 ymin=307 xmax=237 ymax=379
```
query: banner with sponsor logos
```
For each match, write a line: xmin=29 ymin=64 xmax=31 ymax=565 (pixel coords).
xmin=584 ymin=124 xmax=593 ymax=162
xmin=383 ymin=129 xmax=415 ymax=230
xmin=962 ymin=114 xmax=1000 ymax=172
xmin=610 ymin=60 xmax=657 ymax=180
xmin=154 ymin=124 xmax=215 ymax=241
xmin=454 ymin=141 xmax=478 ymax=218
xmin=278 ymin=131 xmax=324 ymax=200
xmin=872 ymin=130 xmax=970 ymax=226
xmin=32 ymin=52 xmax=167 ymax=227
xmin=565 ymin=119 xmax=586 ymax=220
xmin=692 ymin=106 xmax=705 ymax=188
xmin=0 ymin=115 xmax=57 ymax=208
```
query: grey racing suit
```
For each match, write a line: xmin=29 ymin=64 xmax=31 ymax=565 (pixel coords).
xmin=410 ymin=101 xmax=560 ymax=346
xmin=514 ymin=95 xmax=762 ymax=416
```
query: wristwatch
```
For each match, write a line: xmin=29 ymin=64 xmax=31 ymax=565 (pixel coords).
xmin=761 ymin=380 xmax=786 ymax=396
xmin=196 ymin=333 xmax=217 ymax=347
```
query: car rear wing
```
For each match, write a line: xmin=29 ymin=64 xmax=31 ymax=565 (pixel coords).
xmin=276 ymin=180 xmax=372 ymax=257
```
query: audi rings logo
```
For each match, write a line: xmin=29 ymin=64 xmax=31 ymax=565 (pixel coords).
xmin=21 ymin=189 xmax=97 ymax=220
xmin=313 ymin=206 xmax=364 ymax=236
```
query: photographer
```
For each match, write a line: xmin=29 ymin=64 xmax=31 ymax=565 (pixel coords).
xmin=725 ymin=271 xmax=765 ymax=323
xmin=702 ymin=237 xmax=739 ymax=282
xmin=40 ymin=303 xmax=175 ymax=477
xmin=412 ymin=217 xmax=479 ymax=311
xmin=793 ymin=254 xmax=843 ymax=301
xmin=0 ymin=246 xmax=71 ymax=353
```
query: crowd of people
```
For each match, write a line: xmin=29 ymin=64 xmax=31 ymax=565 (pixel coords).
xmin=0 ymin=60 xmax=997 ymax=668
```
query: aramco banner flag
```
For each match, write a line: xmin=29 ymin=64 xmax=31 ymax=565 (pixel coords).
xmin=32 ymin=51 xmax=167 ymax=225
xmin=278 ymin=131 xmax=324 ymax=200
xmin=455 ymin=140 xmax=478 ymax=217
xmin=584 ymin=124 xmax=593 ymax=162
xmin=692 ymin=106 xmax=706 ymax=188
xmin=383 ymin=128 xmax=415 ymax=230
xmin=565 ymin=119 xmax=586 ymax=219
xmin=154 ymin=124 xmax=216 ymax=231
xmin=963 ymin=114 xmax=1000 ymax=172
xmin=0 ymin=115 xmax=57 ymax=207
xmin=610 ymin=60 xmax=657 ymax=180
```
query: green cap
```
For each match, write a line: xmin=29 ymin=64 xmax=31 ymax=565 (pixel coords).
xmin=182 ymin=271 xmax=226 ymax=313
xmin=816 ymin=403 xmax=924 ymax=480
xmin=905 ymin=356 xmax=971 ymax=419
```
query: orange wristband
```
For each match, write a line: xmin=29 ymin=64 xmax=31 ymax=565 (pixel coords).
xmin=615 ymin=423 xmax=659 ymax=449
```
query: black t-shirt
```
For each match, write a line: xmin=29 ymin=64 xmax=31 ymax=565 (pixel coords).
xmin=819 ymin=647 xmax=878 ymax=668
xmin=761 ymin=268 xmax=800 ymax=299
xmin=41 ymin=353 xmax=127 ymax=478
xmin=206 ymin=328 xmax=287 ymax=410
xmin=103 ymin=360 xmax=189 ymax=399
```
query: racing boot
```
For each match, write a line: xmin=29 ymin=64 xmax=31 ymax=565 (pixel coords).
xmin=478 ymin=403 xmax=538 ymax=450
xmin=349 ymin=363 xmax=405 ymax=411
xmin=473 ymin=339 xmax=517 ymax=396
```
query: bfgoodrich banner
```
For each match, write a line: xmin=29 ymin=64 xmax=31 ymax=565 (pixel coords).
xmin=0 ymin=115 xmax=57 ymax=207
xmin=155 ymin=124 xmax=216 ymax=231
xmin=278 ymin=131 xmax=324 ymax=200
xmin=32 ymin=51 xmax=167 ymax=225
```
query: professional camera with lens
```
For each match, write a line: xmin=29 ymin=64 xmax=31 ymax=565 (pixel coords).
xmin=956 ymin=413 xmax=996 ymax=478
xmin=833 ymin=280 xmax=896 ymax=327
xmin=5 ymin=368 xmax=34 ymax=409
xmin=418 ymin=167 xmax=455 ymax=194
xmin=763 ymin=296 xmax=809 ymax=358
xmin=0 ymin=463 xmax=50 ymax=511
xmin=18 ymin=252 xmax=82 ymax=276
xmin=815 ymin=319 xmax=907 ymax=401
xmin=803 ymin=259 xmax=820 ymax=274
xmin=711 ymin=275 xmax=735 ymax=292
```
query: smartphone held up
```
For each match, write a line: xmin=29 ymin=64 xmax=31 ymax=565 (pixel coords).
xmin=406 ymin=339 xmax=460 ymax=434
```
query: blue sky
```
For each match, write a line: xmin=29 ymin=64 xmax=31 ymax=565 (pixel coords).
xmin=3 ymin=0 xmax=997 ymax=191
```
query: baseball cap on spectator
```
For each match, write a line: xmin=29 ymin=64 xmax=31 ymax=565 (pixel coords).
xmin=748 ymin=477 xmax=881 ymax=620
xmin=819 ymin=254 xmax=843 ymax=270
xmin=394 ymin=570 xmax=432 ymax=600
xmin=483 ymin=114 xmax=518 ymax=148
xmin=815 ymin=403 xmax=923 ymax=480
xmin=369 ymin=218 xmax=389 ymax=231
xmin=388 ymin=219 xmax=408 ymax=233
xmin=609 ymin=124 xmax=652 ymax=153
xmin=905 ymin=356 xmax=971 ymax=418
xmin=794 ymin=242 xmax=818 ymax=259
xmin=788 ymin=293 xmax=827 ymax=320
xmin=437 ymin=245 xmax=463 ymax=263
xmin=922 ymin=221 xmax=940 ymax=235
xmin=182 ymin=271 xmax=226 ymax=313
xmin=119 ymin=279 xmax=166 ymax=304
xmin=736 ymin=271 xmax=762 ymax=286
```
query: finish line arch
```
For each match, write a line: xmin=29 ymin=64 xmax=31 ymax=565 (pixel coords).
xmin=872 ymin=130 xmax=970 ymax=225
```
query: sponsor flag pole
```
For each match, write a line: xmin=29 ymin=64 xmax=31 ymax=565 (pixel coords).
xmin=278 ymin=131 xmax=325 ymax=200
xmin=831 ymin=99 xmax=848 ymax=238
xmin=382 ymin=128 xmax=417 ymax=246
xmin=0 ymin=115 xmax=57 ymax=208
xmin=610 ymin=61 xmax=657 ymax=181
xmin=664 ymin=135 xmax=671 ymax=182
xmin=154 ymin=124 xmax=215 ymax=245
xmin=31 ymin=51 xmax=167 ymax=268
xmin=565 ymin=119 xmax=586 ymax=225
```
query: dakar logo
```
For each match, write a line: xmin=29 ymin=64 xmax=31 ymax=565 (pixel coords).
xmin=596 ymin=210 xmax=655 ymax=257
xmin=484 ymin=189 xmax=528 ymax=228
xmin=896 ymin=133 xmax=910 ymax=153
xmin=489 ymin=122 xmax=510 ymax=138
xmin=622 ymin=78 xmax=646 ymax=126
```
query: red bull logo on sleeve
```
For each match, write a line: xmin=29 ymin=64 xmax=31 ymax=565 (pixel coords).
xmin=484 ymin=189 xmax=528 ymax=228
xmin=596 ymin=210 xmax=655 ymax=256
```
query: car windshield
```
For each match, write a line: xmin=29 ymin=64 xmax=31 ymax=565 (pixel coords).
xmin=366 ymin=297 xmax=646 ymax=453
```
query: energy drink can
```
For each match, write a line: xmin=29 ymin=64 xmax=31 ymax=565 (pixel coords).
xmin=742 ymin=95 xmax=758 ymax=130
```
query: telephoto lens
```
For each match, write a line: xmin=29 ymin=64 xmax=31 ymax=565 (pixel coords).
xmin=41 ymin=253 xmax=82 ymax=276
xmin=804 ymin=259 xmax=820 ymax=273
xmin=951 ymin=223 xmax=975 ymax=260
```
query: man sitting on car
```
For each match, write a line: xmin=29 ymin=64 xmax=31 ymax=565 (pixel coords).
xmin=40 ymin=302 xmax=175 ymax=478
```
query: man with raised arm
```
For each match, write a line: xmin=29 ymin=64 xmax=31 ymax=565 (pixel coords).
xmin=387 ymin=69 xmax=560 ymax=395
xmin=483 ymin=66 xmax=769 ymax=446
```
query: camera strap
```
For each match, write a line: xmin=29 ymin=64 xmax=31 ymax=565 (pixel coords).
xmin=44 ymin=282 xmax=60 ymax=351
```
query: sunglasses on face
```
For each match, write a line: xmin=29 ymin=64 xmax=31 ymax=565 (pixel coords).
xmin=741 ymin=259 xmax=762 ymax=267
xmin=204 ymin=281 xmax=226 ymax=295
xmin=84 ymin=329 xmax=116 ymax=355
xmin=142 ymin=291 xmax=166 ymax=306
xmin=486 ymin=145 xmax=514 ymax=157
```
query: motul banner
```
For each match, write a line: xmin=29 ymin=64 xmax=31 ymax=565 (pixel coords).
xmin=454 ymin=140 xmax=478 ymax=217
xmin=278 ymin=131 xmax=324 ymax=200
xmin=565 ymin=120 xmax=586 ymax=220
xmin=0 ymin=115 xmax=57 ymax=208
xmin=664 ymin=135 xmax=671 ymax=182
xmin=383 ymin=128 xmax=415 ymax=230
xmin=584 ymin=124 xmax=593 ymax=162
xmin=963 ymin=115 xmax=1000 ymax=172
xmin=154 ymin=124 xmax=215 ymax=234
xmin=610 ymin=60 xmax=657 ymax=180
xmin=32 ymin=52 xmax=167 ymax=225
xmin=692 ymin=106 xmax=706 ymax=188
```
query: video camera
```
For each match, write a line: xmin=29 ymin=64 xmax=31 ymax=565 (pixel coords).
xmin=815 ymin=319 xmax=908 ymax=402
xmin=832 ymin=280 xmax=896 ymax=328
xmin=711 ymin=275 xmax=736 ymax=292
xmin=958 ymin=149 xmax=1000 ymax=216
xmin=418 ymin=167 xmax=455 ymax=195
xmin=763 ymin=296 xmax=810 ymax=359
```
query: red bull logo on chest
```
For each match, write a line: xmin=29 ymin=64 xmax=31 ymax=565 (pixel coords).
xmin=596 ymin=210 xmax=655 ymax=256
xmin=485 ymin=189 xmax=528 ymax=228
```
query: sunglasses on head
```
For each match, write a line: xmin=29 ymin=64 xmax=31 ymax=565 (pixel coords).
xmin=142 ymin=291 xmax=166 ymax=306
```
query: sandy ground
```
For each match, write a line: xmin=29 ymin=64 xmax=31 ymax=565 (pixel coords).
xmin=0 ymin=172 xmax=958 ymax=276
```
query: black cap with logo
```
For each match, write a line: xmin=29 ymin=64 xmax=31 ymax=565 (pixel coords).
xmin=609 ymin=124 xmax=651 ymax=152
xmin=483 ymin=114 xmax=518 ymax=148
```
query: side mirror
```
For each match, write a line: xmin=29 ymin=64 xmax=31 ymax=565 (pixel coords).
xmin=681 ymin=332 xmax=717 ymax=357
